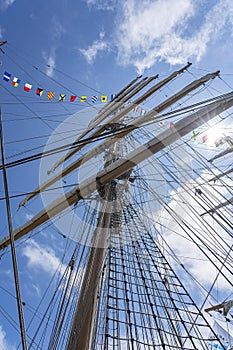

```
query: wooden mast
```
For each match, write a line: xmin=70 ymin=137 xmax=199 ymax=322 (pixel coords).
xmin=19 ymin=66 xmax=222 ymax=208
xmin=0 ymin=109 xmax=28 ymax=350
xmin=47 ymin=63 xmax=192 ymax=174
xmin=66 ymin=205 xmax=112 ymax=350
xmin=0 ymin=69 xmax=233 ymax=349
xmin=66 ymin=132 xmax=119 ymax=350
xmin=47 ymin=74 xmax=157 ymax=174
xmin=1 ymin=91 xmax=233 ymax=250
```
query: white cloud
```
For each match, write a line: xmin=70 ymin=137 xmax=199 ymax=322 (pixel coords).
xmin=40 ymin=17 xmax=65 ymax=77
xmin=0 ymin=326 xmax=15 ymax=350
xmin=21 ymin=239 xmax=84 ymax=295
xmin=42 ymin=49 xmax=56 ymax=77
xmin=0 ymin=0 xmax=16 ymax=10
xmin=21 ymin=239 xmax=66 ymax=276
xmin=80 ymin=31 xmax=109 ymax=64
xmin=51 ymin=16 xmax=66 ymax=41
xmin=78 ymin=0 xmax=233 ymax=71
xmin=83 ymin=0 xmax=116 ymax=11
xmin=113 ymin=0 xmax=233 ymax=73
xmin=32 ymin=283 xmax=41 ymax=297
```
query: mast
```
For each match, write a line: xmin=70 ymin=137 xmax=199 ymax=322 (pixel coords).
xmin=19 ymin=66 xmax=221 ymax=208
xmin=205 ymin=300 xmax=233 ymax=316
xmin=66 ymin=133 xmax=119 ymax=349
xmin=0 ymin=40 xmax=7 ymax=47
xmin=48 ymin=63 xmax=191 ymax=174
xmin=0 ymin=109 xmax=28 ymax=350
xmin=0 ymin=67 xmax=232 ymax=349
xmin=47 ymin=74 xmax=157 ymax=174
xmin=66 ymin=207 xmax=112 ymax=350
xmin=1 ymin=91 xmax=233 ymax=248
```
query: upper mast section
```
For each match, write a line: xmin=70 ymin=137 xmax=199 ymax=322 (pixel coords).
xmin=0 ymin=40 xmax=7 ymax=47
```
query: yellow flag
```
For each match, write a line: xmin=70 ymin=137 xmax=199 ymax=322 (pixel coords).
xmin=80 ymin=96 xmax=87 ymax=102
xmin=101 ymin=95 xmax=107 ymax=103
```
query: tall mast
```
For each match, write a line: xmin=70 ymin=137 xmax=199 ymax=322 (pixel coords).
xmin=1 ymin=91 xmax=233 ymax=249
xmin=48 ymin=75 xmax=156 ymax=174
xmin=48 ymin=63 xmax=191 ymax=174
xmin=0 ymin=109 xmax=28 ymax=350
xmin=21 ymin=64 xmax=219 ymax=207
xmin=0 ymin=68 xmax=232 ymax=350
xmin=66 ymin=134 xmax=119 ymax=349
xmin=66 ymin=208 xmax=112 ymax=350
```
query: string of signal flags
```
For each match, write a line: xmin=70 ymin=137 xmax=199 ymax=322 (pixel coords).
xmin=2 ymin=70 xmax=111 ymax=103
xmin=3 ymin=68 xmax=232 ymax=148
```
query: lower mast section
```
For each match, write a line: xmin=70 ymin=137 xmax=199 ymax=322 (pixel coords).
xmin=65 ymin=205 xmax=112 ymax=350
xmin=66 ymin=127 xmax=120 ymax=350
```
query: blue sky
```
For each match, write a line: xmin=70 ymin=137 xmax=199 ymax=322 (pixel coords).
xmin=0 ymin=0 xmax=233 ymax=349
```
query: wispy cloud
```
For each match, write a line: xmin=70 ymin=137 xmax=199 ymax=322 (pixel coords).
xmin=0 ymin=326 xmax=15 ymax=350
xmin=0 ymin=0 xmax=16 ymax=10
xmin=42 ymin=49 xmax=56 ymax=77
xmin=51 ymin=16 xmax=66 ymax=41
xmin=83 ymin=0 xmax=116 ymax=11
xmin=114 ymin=0 xmax=233 ymax=73
xmin=32 ymin=283 xmax=41 ymax=297
xmin=21 ymin=239 xmax=66 ymax=276
xmin=80 ymin=31 xmax=109 ymax=64
xmin=41 ymin=17 xmax=65 ymax=77
xmin=21 ymin=239 xmax=84 ymax=294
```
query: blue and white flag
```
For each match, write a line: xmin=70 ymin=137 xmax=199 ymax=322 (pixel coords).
xmin=91 ymin=95 xmax=98 ymax=103
xmin=3 ymin=71 xmax=11 ymax=82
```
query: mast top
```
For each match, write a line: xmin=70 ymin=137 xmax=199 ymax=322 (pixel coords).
xmin=0 ymin=40 xmax=7 ymax=47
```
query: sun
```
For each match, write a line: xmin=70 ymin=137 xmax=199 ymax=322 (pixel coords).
xmin=205 ymin=125 xmax=225 ymax=147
